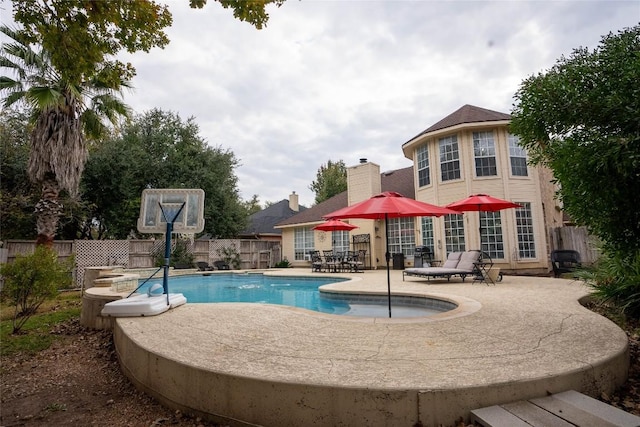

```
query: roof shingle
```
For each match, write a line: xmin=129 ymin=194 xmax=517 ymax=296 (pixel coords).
xmin=405 ymin=104 xmax=511 ymax=144
xmin=277 ymin=166 xmax=414 ymax=227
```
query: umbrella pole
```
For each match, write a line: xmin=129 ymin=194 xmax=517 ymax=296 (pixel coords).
xmin=385 ymin=213 xmax=391 ymax=318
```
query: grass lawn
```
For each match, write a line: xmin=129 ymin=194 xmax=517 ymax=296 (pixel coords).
xmin=0 ymin=291 xmax=82 ymax=358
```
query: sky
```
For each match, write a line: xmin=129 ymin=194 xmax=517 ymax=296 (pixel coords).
xmin=4 ymin=1 xmax=640 ymax=208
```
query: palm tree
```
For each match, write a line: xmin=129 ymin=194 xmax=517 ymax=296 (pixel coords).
xmin=0 ymin=25 xmax=131 ymax=245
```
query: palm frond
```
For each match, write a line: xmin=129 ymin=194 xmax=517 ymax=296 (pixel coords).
xmin=28 ymin=86 xmax=64 ymax=110
xmin=2 ymin=90 xmax=28 ymax=109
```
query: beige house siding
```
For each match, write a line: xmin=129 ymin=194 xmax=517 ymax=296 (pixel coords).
xmin=280 ymin=228 xmax=295 ymax=264
xmin=405 ymin=122 xmax=559 ymax=274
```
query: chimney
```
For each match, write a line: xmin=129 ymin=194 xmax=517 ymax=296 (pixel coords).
xmin=289 ymin=191 xmax=299 ymax=212
xmin=347 ymin=160 xmax=381 ymax=205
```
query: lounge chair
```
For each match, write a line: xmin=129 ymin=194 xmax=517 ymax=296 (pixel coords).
xmin=213 ymin=260 xmax=231 ymax=270
xmin=196 ymin=261 xmax=214 ymax=271
xmin=550 ymin=250 xmax=581 ymax=278
xmin=403 ymin=250 xmax=482 ymax=282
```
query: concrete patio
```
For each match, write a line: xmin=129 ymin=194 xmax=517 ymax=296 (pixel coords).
xmin=112 ymin=269 xmax=629 ymax=426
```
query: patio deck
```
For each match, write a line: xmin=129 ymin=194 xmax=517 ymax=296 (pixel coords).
xmin=112 ymin=269 xmax=629 ymax=426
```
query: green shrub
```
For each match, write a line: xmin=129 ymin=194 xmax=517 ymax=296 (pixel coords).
xmin=217 ymin=245 xmax=241 ymax=269
xmin=152 ymin=238 xmax=195 ymax=268
xmin=0 ymin=246 xmax=74 ymax=334
xmin=580 ymin=250 xmax=640 ymax=318
xmin=275 ymin=259 xmax=291 ymax=268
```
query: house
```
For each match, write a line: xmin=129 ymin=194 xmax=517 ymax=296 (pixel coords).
xmin=277 ymin=105 xmax=561 ymax=274
xmin=238 ymin=192 xmax=306 ymax=241
xmin=401 ymin=104 xmax=561 ymax=274
xmin=276 ymin=163 xmax=414 ymax=269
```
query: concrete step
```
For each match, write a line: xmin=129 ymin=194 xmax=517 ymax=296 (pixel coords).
xmin=470 ymin=390 xmax=640 ymax=427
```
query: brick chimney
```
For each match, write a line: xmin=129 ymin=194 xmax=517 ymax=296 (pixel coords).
xmin=347 ymin=159 xmax=381 ymax=205
xmin=289 ymin=191 xmax=299 ymax=212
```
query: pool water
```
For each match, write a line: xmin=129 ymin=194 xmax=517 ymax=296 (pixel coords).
xmin=138 ymin=273 xmax=449 ymax=318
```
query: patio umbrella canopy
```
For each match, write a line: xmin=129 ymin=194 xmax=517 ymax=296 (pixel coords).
xmin=446 ymin=194 xmax=521 ymax=255
xmin=313 ymin=219 xmax=359 ymax=247
xmin=312 ymin=219 xmax=359 ymax=232
xmin=324 ymin=191 xmax=458 ymax=318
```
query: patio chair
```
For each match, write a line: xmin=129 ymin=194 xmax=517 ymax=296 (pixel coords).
xmin=196 ymin=261 xmax=214 ymax=271
xmin=346 ymin=250 xmax=366 ymax=272
xmin=323 ymin=250 xmax=340 ymax=272
xmin=310 ymin=251 xmax=325 ymax=272
xmin=213 ymin=260 xmax=231 ymax=270
xmin=551 ymin=250 xmax=581 ymax=278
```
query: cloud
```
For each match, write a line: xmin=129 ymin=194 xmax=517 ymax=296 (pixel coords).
xmin=97 ymin=1 xmax=640 ymax=206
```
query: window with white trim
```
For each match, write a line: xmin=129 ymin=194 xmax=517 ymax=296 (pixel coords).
xmin=508 ymin=133 xmax=528 ymax=176
xmin=515 ymin=202 xmax=536 ymax=258
xmin=439 ymin=135 xmax=460 ymax=181
xmin=387 ymin=217 xmax=416 ymax=257
xmin=480 ymin=211 xmax=504 ymax=259
xmin=294 ymin=227 xmax=314 ymax=261
xmin=444 ymin=214 xmax=465 ymax=253
xmin=473 ymin=131 xmax=497 ymax=177
xmin=421 ymin=217 xmax=435 ymax=254
xmin=332 ymin=230 xmax=350 ymax=253
xmin=417 ymin=144 xmax=430 ymax=187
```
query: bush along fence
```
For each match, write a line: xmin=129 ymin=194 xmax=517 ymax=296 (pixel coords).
xmin=3 ymin=239 xmax=282 ymax=288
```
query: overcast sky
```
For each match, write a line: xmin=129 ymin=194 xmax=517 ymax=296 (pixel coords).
xmin=5 ymin=1 xmax=640 ymax=208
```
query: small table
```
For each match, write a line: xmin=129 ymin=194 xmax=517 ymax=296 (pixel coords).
xmin=473 ymin=261 xmax=495 ymax=285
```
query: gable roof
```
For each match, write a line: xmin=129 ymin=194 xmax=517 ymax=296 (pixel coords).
xmin=404 ymin=104 xmax=511 ymax=145
xmin=276 ymin=166 xmax=414 ymax=227
xmin=240 ymin=199 xmax=307 ymax=236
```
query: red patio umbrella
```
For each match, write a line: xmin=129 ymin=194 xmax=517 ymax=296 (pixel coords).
xmin=313 ymin=219 xmax=359 ymax=232
xmin=446 ymin=194 xmax=521 ymax=254
xmin=324 ymin=191 xmax=459 ymax=318
xmin=313 ymin=219 xmax=359 ymax=247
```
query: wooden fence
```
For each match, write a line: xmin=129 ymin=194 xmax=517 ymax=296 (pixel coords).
xmin=549 ymin=226 xmax=600 ymax=265
xmin=4 ymin=239 xmax=282 ymax=288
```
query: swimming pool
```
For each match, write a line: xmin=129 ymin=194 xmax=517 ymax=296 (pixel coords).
xmin=138 ymin=273 xmax=455 ymax=318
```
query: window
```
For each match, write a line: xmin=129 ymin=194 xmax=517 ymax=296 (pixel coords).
xmin=417 ymin=144 xmax=430 ymax=187
xmin=294 ymin=227 xmax=314 ymax=261
xmin=515 ymin=202 xmax=536 ymax=258
xmin=509 ymin=133 xmax=528 ymax=176
xmin=421 ymin=217 xmax=435 ymax=253
xmin=473 ymin=131 xmax=497 ymax=177
xmin=444 ymin=214 xmax=465 ymax=253
xmin=387 ymin=217 xmax=416 ymax=256
xmin=332 ymin=230 xmax=350 ymax=253
xmin=439 ymin=135 xmax=460 ymax=181
xmin=480 ymin=211 xmax=504 ymax=259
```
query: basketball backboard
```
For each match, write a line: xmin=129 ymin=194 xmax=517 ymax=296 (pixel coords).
xmin=137 ymin=188 xmax=205 ymax=234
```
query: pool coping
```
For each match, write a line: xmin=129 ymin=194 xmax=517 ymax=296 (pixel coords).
xmin=112 ymin=269 xmax=630 ymax=426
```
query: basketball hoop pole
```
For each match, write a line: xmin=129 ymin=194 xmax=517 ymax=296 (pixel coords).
xmin=160 ymin=202 xmax=186 ymax=306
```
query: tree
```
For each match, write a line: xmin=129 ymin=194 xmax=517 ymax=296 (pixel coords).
xmin=510 ymin=25 xmax=640 ymax=256
xmin=309 ymin=160 xmax=348 ymax=205
xmin=0 ymin=25 xmax=132 ymax=245
xmin=0 ymin=107 xmax=91 ymax=241
xmin=189 ymin=0 xmax=284 ymax=29
xmin=81 ymin=109 xmax=248 ymax=239
xmin=511 ymin=26 xmax=640 ymax=316
xmin=5 ymin=0 xmax=283 ymax=245
xmin=242 ymin=195 xmax=263 ymax=216
xmin=0 ymin=108 xmax=37 ymax=239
